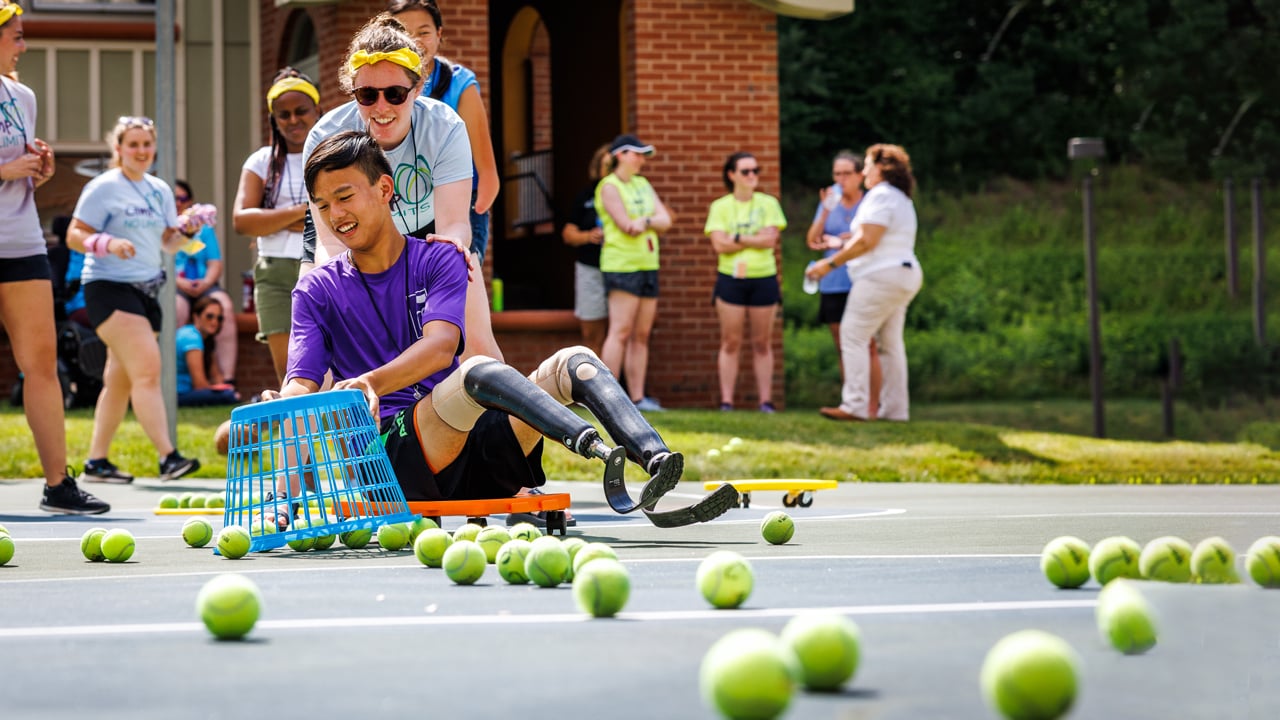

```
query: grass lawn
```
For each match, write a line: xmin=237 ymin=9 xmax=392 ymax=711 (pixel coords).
xmin=1 ymin=398 xmax=1276 ymax=485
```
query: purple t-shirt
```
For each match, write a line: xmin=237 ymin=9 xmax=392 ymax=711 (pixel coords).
xmin=286 ymin=238 xmax=469 ymax=421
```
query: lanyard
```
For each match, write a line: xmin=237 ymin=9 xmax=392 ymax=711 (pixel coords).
xmin=351 ymin=243 xmax=427 ymax=400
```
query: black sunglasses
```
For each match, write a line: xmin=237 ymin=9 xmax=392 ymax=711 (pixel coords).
xmin=738 ymin=167 xmax=761 ymax=176
xmin=174 ymin=194 xmax=191 ymax=203
xmin=351 ymin=86 xmax=413 ymax=107
xmin=202 ymin=312 xmax=224 ymax=322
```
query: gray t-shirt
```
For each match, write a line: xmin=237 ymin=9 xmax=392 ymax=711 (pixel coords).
xmin=0 ymin=78 xmax=45 ymax=258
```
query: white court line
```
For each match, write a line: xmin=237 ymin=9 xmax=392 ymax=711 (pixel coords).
xmin=0 ymin=598 xmax=1096 ymax=639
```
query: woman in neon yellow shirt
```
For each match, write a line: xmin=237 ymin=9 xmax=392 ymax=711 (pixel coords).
xmin=595 ymin=134 xmax=673 ymax=411
xmin=704 ymin=152 xmax=786 ymax=412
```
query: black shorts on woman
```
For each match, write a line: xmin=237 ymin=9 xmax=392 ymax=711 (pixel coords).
xmin=713 ymin=272 xmax=780 ymax=307
xmin=84 ymin=279 xmax=163 ymax=332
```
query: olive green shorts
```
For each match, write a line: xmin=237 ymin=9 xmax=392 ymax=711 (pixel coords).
xmin=253 ymin=255 xmax=301 ymax=342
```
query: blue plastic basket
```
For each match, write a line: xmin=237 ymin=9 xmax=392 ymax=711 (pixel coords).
xmin=221 ymin=389 xmax=413 ymax=553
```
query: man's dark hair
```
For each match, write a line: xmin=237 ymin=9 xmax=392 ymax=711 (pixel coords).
xmin=304 ymin=131 xmax=394 ymax=197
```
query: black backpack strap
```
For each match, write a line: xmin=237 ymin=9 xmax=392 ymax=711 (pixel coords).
xmin=429 ymin=59 xmax=455 ymax=102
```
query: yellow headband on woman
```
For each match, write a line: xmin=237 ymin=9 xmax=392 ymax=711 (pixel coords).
xmin=0 ymin=3 xmax=23 ymax=27
xmin=347 ymin=48 xmax=421 ymax=75
xmin=266 ymin=77 xmax=320 ymax=112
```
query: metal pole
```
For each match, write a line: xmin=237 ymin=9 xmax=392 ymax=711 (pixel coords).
xmin=1084 ymin=174 xmax=1104 ymax=438
xmin=1225 ymin=177 xmax=1237 ymax=298
xmin=156 ymin=0 xmax=178 ymax=445
xmin=1254 ymin=178 xmax=1266 ymax=347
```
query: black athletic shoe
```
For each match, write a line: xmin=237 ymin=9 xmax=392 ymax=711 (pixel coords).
xmin=159 ymin=451 xmax=200 ymax=481
xmin=79 ymin=458 xmax=134 ymax=484
xmin=40 ymin=474 xmax=110 ymax=515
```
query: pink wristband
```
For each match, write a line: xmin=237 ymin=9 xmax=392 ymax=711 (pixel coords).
xmin=85 ymin=233 xmax=112 ymax=258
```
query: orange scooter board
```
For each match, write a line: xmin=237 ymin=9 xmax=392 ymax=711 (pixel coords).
xmin=336 ymin=493 xmax=573 ymax=535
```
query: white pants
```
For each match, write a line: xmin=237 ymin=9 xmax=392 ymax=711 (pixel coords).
xmin=838 ymin=262 xmax=923 ymax=420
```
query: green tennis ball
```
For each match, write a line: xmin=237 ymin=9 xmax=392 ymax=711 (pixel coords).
xmin=700 ymin=628 xmax=797 ymax=720
xmin=217 ymin=526 xmax=252 ymax=559
xmin=182 ymin=518 xmax=214 ymax=548
xmin=178 ymin=492 xmax=195 ymax=508
xmin=249 ymin=514 xmax=278 ymax=537
xmin=1088 ymin=536 xmax=1142 ymax=585
xmin=206 ymin=495 xmax=225 ymax=509
xmin=509 ymin=521 xmax=543 ymax=543
xmin=1095 ymin=580 xmax=1158 ymax=654
xmin=697 ymin=550 xmax=754 ymax=609
xmin=312 ymin=532 xmax=336 ymax=550
xmin=476 ymin=526 xmax=512 ymax=563
xmin=573 ymin=558 xmax=631 ymax=617
xmin=1246 ymin=536 xmax=1280 ymax=588
xmin=1139 ymin=536 xmax=1193 ymax=583
xmin=761 ymin=511 xmax=795 ymax=545
xmin=81 ymin=527 xmax=107 ymax=562
xmin=443 ymin=540 xmax=486 ymax=585
xmin=157 ymin=494 xmax=180 ymax=509
xmin=196 ymin=573 xmax=262 ymax=640
xmin=780 ymin=612 xmax=861 ymax=691
xmin=1191 ymin=536 xmax=1240 ymax=584
xmin=413 ymin=528 xmax=453 ymax=567
xmin=407 ymin=517 xmax=439 ymax=542
xmin=0 ymin=534 xmax=13 ymax=566
xmin=100 ymin=529 xmax=135 ymax=563
xmin=525 ymin=536 xmax=570 ymax=588
xmin=453 ymin=523 xmax=484 ymax=544
xmin=1040 ymin=536 xmax=1091 ymax=589
xmin=496 ymin=539 xmax=533 ymax=584
xmin=188 ymin=494 xmax=207 ymax=509
xmin=340 ymin=528 xmax=373 ymax=549
xmin=561 ymin=537 xmax=587 ymax=581
xmin=377 ymin=522 xmax=410 ymax=551
xmin=572 ymin=542 xmax=619 ymax=575
xmin=0 ymin=523 xmax=9 ymax=535
xmin=287 ymin=520 xmax=315 ymax=552
xmin=980 ymin=629 xmax=1079 ymax=720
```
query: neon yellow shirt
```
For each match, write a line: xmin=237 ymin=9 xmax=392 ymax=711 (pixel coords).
xmin=596 ymin=173 xmax=660 ymax=272
xmin=703 ymin=192 xmax=787 ymax=278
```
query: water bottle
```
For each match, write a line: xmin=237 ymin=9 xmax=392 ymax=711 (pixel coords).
xmin=241 ymin=270 xmax=255 ymax=313
xmin=491 ymin=278 xmax=504 ymax=312
xmin=803 ymin=262 xmax=820 ymax=295
xmin=821 ymin=184 xmax=841 ymax=211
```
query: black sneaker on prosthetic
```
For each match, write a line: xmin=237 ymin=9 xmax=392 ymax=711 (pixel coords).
xmin=40 ymin=475 xmax=110 ymax=515
xmin=159 ymin=451 xmax=200 ymax=481
xmin=79 ymin=458 xmax=134 ymax=484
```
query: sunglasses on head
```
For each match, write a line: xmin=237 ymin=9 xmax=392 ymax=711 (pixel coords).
xmin=351 ymin=86 xmax=413 ymax=107
xmin=118 ymin=115 xmax=155 ymax=128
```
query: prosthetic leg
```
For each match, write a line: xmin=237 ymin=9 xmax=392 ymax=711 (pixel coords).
xmin=528 ymin=347 xmax=737 ymax=527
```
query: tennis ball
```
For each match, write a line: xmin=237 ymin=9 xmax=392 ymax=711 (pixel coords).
xmin=476 ymin=526 xmax=512 ymax=563
xmin=700 ymin=628 xmax=797 ymax=720
xmin=0 ymin=523 xmax=9 ymax=535
xmin=1095 ymin=580 xmax=1158 ymax=654
xmin=453 ymin=523 xmax=484 ymax=544
xmin=312 ymin=532 xmax=336 ymax=550
xmin=100 ymin=529 xmax=135 ymax=563
xmin=1245 ymin=536 xmax=1280 ymax=588
xmin=249 ymin=514 xmax=279 ymax=537
xmin=188 ymin=494 xmax=207 ymax=509
xmin=1088 ymin=536 xmax=1142 ymax=585
xmin=377 ymin=522 xmax=410 ymax=551
xmin=561 ymin=536 xmax=587 ymax=581
xmin=287 ymin=520 xmax=315 ymax=552
xmin=178 ymin=492 xmax=195 ymax=508
xmin=1191 ymin=536 xmax=1240 ymax=584
xmin=706 ymin=448 xmax=721 ymax=459
xmin=340 ymin=527 xmax=373 ymax=549
xmin=182 ymin=518 xmax=214 ymax=548
xmin=761 ymin=511 xmax=795 ymax=545
xmin=407 ymin=517 xmax=439 ymax=542
xmin=0 ymin=534 xmax=13 ymax=566
xmin=573 ymin=558 xmax=631 ymax=617
xmin=727 ymin=437 xmax=744 ymax=448
xmin=443 ymin=540 xmax=486 ymax=585
xmin=780 ymin=612 xmax=861 ymax=691
xmin=509 ymin=521 xmax=542 ymax=542
xmin=980 ymin=629 xmax=1079 ymax=720
xmin=573 ymin=542 xmax=619 ymax=575
xmin=1040 ymin=536 xmax=1091 ymax=589
xmin=496 ymin=539 xmax=533 ymax=584
xmin=1139 ymin=536 xmax=1193 ymax=583
xmin=196 ymin=573 xmax=262 ymax=640
xmin=81 ymin=527 xmax=107 ymax=561
xmin=206 ymin=495 xmax=225 ymax=509
xmin=217 ymin=525 xmax=252 ymax=559
xmin=697 ymin=551 xmax=754 ymax=609
xmin=525 ymin=536 xmax=571 ymax=588
xmin=157 ymin=494 xmax=180 ymax=509
xmin=414 ymin=528 xmax=454 ymax=567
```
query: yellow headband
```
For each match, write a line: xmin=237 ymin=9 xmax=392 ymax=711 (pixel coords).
xmin=0 ymin=3 xmax=23 ymax=27
xmin=266 ymin=77 xmax=320 ymax=112
xmin=347 ymin=48 xmax=422 ymax=75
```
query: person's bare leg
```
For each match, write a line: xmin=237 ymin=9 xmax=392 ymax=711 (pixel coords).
xmin=869 ymin=337 xmax=882 ymax=419
xmin=94 ymin=313 xmax=175 ymax=457
xmin=0 ymin=281 xmax=66 ymax=485
xmin=461 ymin=254 xmax=504 ymax=362
xmin=748 ymin=303 xmax=777 ymax=407
xmin=580 ymin=318 xmax=607 ymax=358
xmin=266 ymin=333 xmax=289 ymax=386
xmin=601 ymin=291 xmax=639 ymax=380
xmin=715 ymin=299 xmax=746 ymax=406
xmin=624 ymin=297 xmax=658 ymax=402
xmin=88 ymin=350 xmax=131 ymax=460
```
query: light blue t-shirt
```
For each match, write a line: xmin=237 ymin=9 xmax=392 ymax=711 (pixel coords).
xmin=74 ymin=169 xmax=179 ymax=284
xmin=175 ymin=225 xmax=220 ymax=282
xmin=811 ymin=195 xmax=860 ymax=294
xmin=175 ymin=324 xmax=204 ymax=394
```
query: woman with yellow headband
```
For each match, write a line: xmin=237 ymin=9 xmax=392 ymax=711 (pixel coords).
xmin=232 ymin=67 xmax=321 ymax=383
xmin=0 ymin=1 xmax=107 ymax=513
xmin=302 ymin=13 xmax=501 ymax=361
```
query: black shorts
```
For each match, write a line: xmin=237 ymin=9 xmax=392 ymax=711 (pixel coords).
xmin=0 ymin=254 xmax=51 ymax=283
xmin=603 ymin=269 xmax=659 ymax=298
xmin=380 ymin=404 xmax=546 ymax=501
xmin=818 ymin=291 xmax=850 ymax=324
xmin=713 ymin=273 xmax=780 ymax=307
xmin=84 ymin=280 xmax=163 ymax=332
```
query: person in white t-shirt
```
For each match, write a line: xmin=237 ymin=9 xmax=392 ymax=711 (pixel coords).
xmin=805 ymin=143 xmax=923 ymax=421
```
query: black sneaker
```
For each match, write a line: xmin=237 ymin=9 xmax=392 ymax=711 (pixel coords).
xmin=40 ymin=474 xmax=110 ymax=515
xmin=159 ymin=451 xmax=200 ymax=481
xmin=79 ymin=458 xmax=134 ymax=484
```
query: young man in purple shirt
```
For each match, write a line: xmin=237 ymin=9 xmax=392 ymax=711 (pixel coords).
xmin=282 ymin=131 xmax=735 ymax=527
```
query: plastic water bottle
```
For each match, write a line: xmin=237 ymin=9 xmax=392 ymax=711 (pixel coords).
xmin=821 ymin=184 xmax=841 ymax=211
xmin=241 ymin=270 xmax=255 ymax=313
xmin=803 ymin=262 xmax=820 ymax=295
